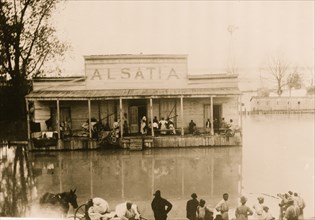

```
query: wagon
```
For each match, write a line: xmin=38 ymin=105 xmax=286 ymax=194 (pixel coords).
xmin=74 ymin=200 xmax=92 ymax=220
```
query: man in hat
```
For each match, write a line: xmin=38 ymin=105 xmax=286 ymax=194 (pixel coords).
xmin=151 ymin=190 xmax=172 ymax=220
xmin=235 ymin=196 xmax=253 ymax=220
xmin=186 ymin=193 xmax=199 ymax=220
xmin=293 ymin=192 xmax=305 ymax=220
xmin=284 ymin=197 xmax=299 ymax=220
xmin=262 ymin=206 xmax=275 ymax=220
xmin=278 ymin=192 xmax=293 ymax=220
xmin=215 ymin=193 xmax=229 ymax=220
xmin=253 ymin=196 xmax=265 ymax=220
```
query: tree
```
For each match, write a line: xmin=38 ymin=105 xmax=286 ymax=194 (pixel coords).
xmin=268 ymin=56 xmax=289 ymax=96
xmin=286 ymin=67 xmax=302 ymax=97
xmin=0 ymin=0 xmax=67 ymax=119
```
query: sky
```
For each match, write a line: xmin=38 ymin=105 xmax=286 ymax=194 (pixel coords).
xmin=52 ymin=0 xmax=314 ymax=83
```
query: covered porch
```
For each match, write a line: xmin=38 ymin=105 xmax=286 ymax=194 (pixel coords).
xmin=25 ymin=87 xmax=242 ymax=151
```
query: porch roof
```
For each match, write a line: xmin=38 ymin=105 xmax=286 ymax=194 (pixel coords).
xmin=26 ymin=87 xmax=241 ymax=100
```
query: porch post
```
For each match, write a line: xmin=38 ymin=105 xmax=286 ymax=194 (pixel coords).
xmin=88 ymin=99 xmax=92 ymax=138
xmin=239 ymin=95 xmax=242 ymax=134
xmin=25 ymin=99 xmax=31 ymax=141
xmin=180 ymin=96 xmax=184 ymax=136
xmin=57 ymin=99 xmax=60 ymax=139
xmin=119 ymin=98 xmax=123 ymax=138
xmin=210 ymin=96 xmax=214 ymax=135
xmin=150 ymin=98 xmax=154 ymax=136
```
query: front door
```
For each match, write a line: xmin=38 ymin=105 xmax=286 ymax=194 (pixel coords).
xmin=50 ymin=107 xmax=71 ymax=131
xmin=129 ymin=106 xmax=139 ymax=134
xmin=213 ymin=104 xmax=222 ymax=128
xmin=128 ymin=99 xmax=147 ymax=134
xmin=203 ymin=104 xmax=222 ymax=129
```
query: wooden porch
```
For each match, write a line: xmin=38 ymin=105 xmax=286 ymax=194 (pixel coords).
xmin=28 ymin=132 xmax=242 ymax=151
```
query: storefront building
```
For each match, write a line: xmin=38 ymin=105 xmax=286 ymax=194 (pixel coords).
xmin=25 ymin=54 xmax=242 ymax=150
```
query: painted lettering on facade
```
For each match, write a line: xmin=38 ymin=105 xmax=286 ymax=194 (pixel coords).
xmin=89 ymin=67 xmax=181 ymax=81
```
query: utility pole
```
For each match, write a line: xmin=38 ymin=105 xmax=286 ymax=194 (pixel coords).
xmin=227 ymin=25 xmax=238 ymax=74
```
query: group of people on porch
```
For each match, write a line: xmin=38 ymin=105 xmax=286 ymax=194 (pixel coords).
xmin=77 ymin=115 xmax=239 ymax=137
xmin=188 ymin=117 xmax=238 ymax=136
xmin=140 ymin=116 xmax=177 ymax=135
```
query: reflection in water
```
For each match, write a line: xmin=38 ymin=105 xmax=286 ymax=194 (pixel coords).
xmin=0 ymin=146 xmax=242 ymax=218
xmin=0 ymin=145 xmax=36 ymax=217
xmin=2 ymin=114 xmax=313 ymax=218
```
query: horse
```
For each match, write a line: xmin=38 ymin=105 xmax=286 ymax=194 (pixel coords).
xmin=39 ymin=189 xmax=79 ymax=216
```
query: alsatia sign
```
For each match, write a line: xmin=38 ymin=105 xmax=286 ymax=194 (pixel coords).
xmin=84 ymin=55 xmax=188 ymax=89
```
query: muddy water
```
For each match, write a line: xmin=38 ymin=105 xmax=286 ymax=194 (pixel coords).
xmin=0 ymin=114 xmax=314 ymax=219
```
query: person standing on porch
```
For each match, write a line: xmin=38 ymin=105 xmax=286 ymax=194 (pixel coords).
xmin=140 ymin=116 xmax=147 ymax=135
xmin=220 ymin=118 xmax=227 ymax=129
xmin=189 ymin=120 xmax=196 ymax=134
xmin=206 ymin=119 xmax=211 ymax=133
xmin=215 ymin=193 xmax=229 ymax=220
xmin=168 ymin=119 xmax=176 ymax=135
xmin=153 ymin=116 xmax=159 ymax=133
xmin=113 ymin=118 xmax=120 ymax=137
xmin=123 ymin=120 xmax=129 ymax=135
xmin=159 ymin=117 xmax=168 ymax=135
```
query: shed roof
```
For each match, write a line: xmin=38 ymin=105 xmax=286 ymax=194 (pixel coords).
xmin=26 ymin=87 xmax=240 ymax=100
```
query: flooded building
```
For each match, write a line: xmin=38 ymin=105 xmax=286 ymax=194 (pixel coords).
xmin=25 ymin=54 xmax=242 ymax=150
xmin=250 ymin=96 xmax=315 ymax=114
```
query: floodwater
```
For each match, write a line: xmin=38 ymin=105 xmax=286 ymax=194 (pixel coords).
xmin=0 ymin=114 xmax=314 ymax=219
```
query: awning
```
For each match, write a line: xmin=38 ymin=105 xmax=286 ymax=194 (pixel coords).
xmin=26 ymin=87 xmax=241 ymax=101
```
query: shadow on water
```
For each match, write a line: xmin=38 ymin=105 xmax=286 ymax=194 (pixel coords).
xmin=0 ymin=144 xmax=36 ymax=217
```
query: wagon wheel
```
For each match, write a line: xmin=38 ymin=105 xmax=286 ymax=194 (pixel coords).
xmin=74 ymin=203 xmax=88 ymax=220
xmin=109 ymin=130 xmax=119 ymax=145
xmin=110 ymin=136 xmax=117 ymax=144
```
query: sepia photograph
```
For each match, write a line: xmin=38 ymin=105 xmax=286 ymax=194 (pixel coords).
xmin=0 ymin=1 xmax=314 ymax=220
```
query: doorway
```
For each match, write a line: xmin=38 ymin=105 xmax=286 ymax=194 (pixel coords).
xmin=204 ymin=104 xmax=222 ymax=129
xmin=49 ymin=107 xmax=71 ymax=131
xmin=213 ymin=105 xmax=222 ymax=128
xmin=128 ymin=99 xmax=147 ymax=134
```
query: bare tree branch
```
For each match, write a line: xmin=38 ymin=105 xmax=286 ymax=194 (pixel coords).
xmin=268 ymin=55 xmax=290 ymax=96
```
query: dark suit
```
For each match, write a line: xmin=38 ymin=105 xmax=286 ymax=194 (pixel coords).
xmin=187 ymin=198 xmax=199 ymax=220
xmin=151 ymin=196 xmax=173 ymax=220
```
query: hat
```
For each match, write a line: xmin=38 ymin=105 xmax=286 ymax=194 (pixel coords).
xmin=191 ymin=193 xmax=197 ymax=199
xmin=153 ymin=190 xmax=161 ymax=196
xmin=240 ymin=196 xmax=247 ymax=203
xmin=257 ymin=196 xmax=264 ymax=202
xmin=263 ymin=206 xmax=269 ymax=211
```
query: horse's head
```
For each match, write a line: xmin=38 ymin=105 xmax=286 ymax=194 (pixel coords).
xmin=67 ymin=189 xmax=78 ymax=209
